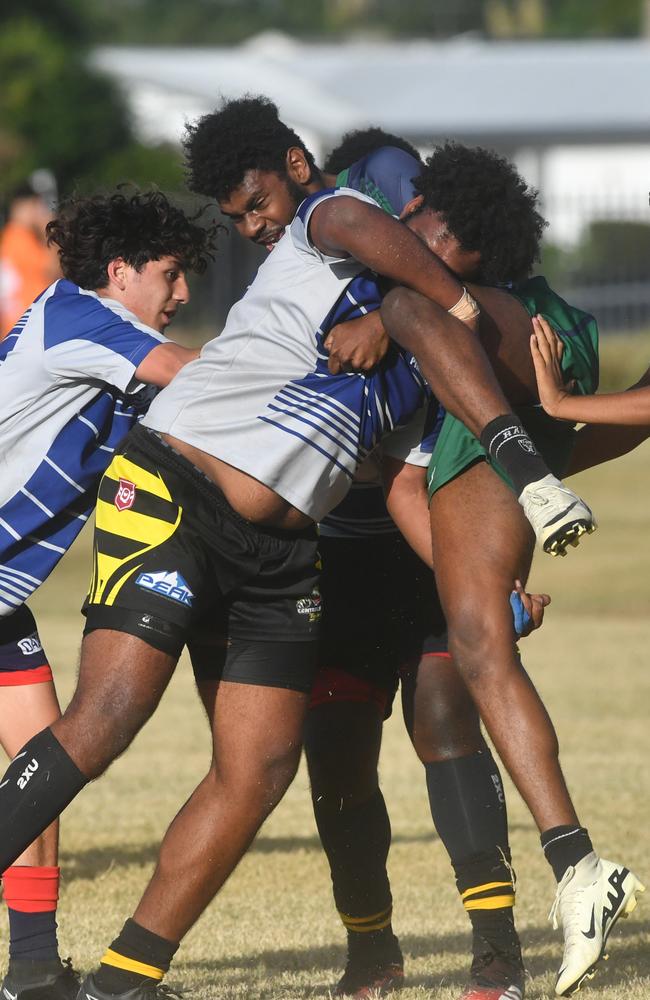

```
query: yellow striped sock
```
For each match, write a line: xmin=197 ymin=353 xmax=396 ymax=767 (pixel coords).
xmin=100 ymin=948 xmax=164 ymax=981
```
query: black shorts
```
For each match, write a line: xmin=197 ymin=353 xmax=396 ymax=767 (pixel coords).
xmin=312 ymin=533 xmax=448 ymax=717
xmin=83 ymin=425 xmax=321 ymax=693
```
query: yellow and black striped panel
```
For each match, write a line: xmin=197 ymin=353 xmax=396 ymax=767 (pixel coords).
xmin=338 ymin=905 xmax=393 ymax=933
xmin=461 ymin=880 xmax=515 ymax=912
xmin=88 ymin=453 xmax=182 ymax=608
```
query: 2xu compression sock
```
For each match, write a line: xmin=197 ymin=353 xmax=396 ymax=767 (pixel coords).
xmin=313 ymin=787 xmax=398 ymax=963
xmin=0 ymin=728 xmax=88 ymax=874
xmin=94 ymin=919 xmax=179 ymax=994
xmin=425 ymin=749 xmax=521 ymax=967
xmin=480 ymin=414 xmax=551 ymax=497
xmin=2 ymin=866 xmax=60 ymax=964
xmin=541 ymin=825 xmax=594 ymax=882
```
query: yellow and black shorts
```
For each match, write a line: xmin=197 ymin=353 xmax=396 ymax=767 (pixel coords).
xmin=83 ymin=425 xmax=322 ymax=693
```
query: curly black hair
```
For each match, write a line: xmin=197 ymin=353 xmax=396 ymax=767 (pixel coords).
xmin=184 ymin=95 xmax=317 ymax=201
xmin=324 ymin=128 xmax=422 ymax=175
xmin=46 ymin=189 xmax=219 ymax=290
xmin=413 ymin=142 xmax=547 ymax=284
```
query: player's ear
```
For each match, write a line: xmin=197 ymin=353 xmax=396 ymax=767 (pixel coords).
xmin=286 ymin=147 xmax=312 ymax=186
xmin=105 ymin=258 xmax=128 ymax=290
xmin=399 ymin=194 xmax=424 ymax=220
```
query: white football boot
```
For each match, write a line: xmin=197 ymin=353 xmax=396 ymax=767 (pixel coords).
xmin=549 ymin=852 xmax=645 ymax=996
xmin=518 ymin=474 xmax=596 ymax=557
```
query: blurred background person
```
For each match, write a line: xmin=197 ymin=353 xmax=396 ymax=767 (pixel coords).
xmin=0 ymin=172 xmax=61 ymax=338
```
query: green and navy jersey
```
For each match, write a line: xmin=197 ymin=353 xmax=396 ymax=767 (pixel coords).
xmin=336 ymin=146 xmax=422 ymax=217
xmin=0 ymin=280 xmax=163 ymax=616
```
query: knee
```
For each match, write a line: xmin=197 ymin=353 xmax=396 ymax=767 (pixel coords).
xmin=55 ymin=695 xmax=139 ymax=780
xmin=215 ymin=740 xmax=302 ymax=818
xmin=445 ymin=599 xmax=512 ymax=684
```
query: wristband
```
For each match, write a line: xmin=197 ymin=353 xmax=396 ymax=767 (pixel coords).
xmin=448 ymin=287 xmax=480 ymax=323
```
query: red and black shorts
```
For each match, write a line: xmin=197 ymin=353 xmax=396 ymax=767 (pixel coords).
xmin=312 ymin=533 xmax=449 ymax=718
xmin=83 ymin=425 xmax=322 ymax=694
xmin=0 ymin=604 xmax=53 ymax=687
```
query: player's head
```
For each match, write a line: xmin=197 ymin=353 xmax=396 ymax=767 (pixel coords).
xmin=324 ymin=128 xmax=421 ymax=175
xmin=47 ymin=189 xmax=218 ymax=333
xmin=184 ymin=95 xmax=318 ymax=249
xmin=402 ymin=142 xmax=546 ymax=284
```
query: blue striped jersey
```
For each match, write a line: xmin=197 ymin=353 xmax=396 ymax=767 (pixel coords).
xmin=0 ymin=279 xmax=163 ymax=616
xmin=144 ymin=187 xmax=436 ymax=523
xmin=322 ymin=145 xmax=430 ymax=538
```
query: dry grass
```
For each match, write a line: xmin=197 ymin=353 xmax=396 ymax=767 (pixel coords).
xmin=1 ymin=442 xmax=649 ymax=999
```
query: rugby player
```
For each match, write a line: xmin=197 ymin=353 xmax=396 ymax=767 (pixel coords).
xmin=0 ymin=154 xmax=594 ymax=1000
xmin=185 ymin=99 xmax=643 ymax=999
xmin=184 ymin=103 xmax=532 ymax=1000
xmin=0 ymin=190 xmax=215 ymax=1000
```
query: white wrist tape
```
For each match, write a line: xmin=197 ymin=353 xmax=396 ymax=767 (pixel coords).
xmin=448 ymin=287 xmax=480 ymax=323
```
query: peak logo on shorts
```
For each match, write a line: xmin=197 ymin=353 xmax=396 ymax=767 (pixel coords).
xmin=17 ymin=633 xmax=43 ymax=656
xmin=296 ymin=588 xmax=322 ymax=622
xmin=135 ymin=570 xmax=194 ymax=607
xmin=115 ymin=478 xmax=136 ymax=511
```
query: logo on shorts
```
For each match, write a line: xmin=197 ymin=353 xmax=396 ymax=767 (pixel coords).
xmin=135 ymin=570 xmax=194 ymax=607
xmin=17 ymin=633 xmax=42 ymax=656
xmin=296 ymin=587 xmax=322 ymax=622
xmin=115 ymin=478 xmax=136 ymax=511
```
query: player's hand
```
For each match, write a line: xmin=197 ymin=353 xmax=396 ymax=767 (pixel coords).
xmin=510 ymin=578 xmax=551 ymax=638
xmin=324 ymin=311 xmax=389 ymax=374
xmin=530 ymin=314 xmax=571 ymax=417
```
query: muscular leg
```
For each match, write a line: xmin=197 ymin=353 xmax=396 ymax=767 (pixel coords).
xmin=402 ymin=656 xmax=523 ymax=994
xmin=0 ymin=631 xmax=179 ymax=874
xmin=429 ymin=461 xmax=577 ymax=831
xmin=0 ymin=682 xmax=61 ymax=868
xmin=132 ymin=680 xmax=307 ymax=939
xmin=305 ymin=700 xmax=402 ymax=987
xmin=1 ymin=682 xmax=64 ymax=974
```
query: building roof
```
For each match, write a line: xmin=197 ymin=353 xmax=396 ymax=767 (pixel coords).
xmin=92 ymin=34 xmax=650 ymax=149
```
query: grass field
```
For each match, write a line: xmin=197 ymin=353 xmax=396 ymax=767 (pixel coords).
xmin=2 ymin=440 xmax=649 ymax=999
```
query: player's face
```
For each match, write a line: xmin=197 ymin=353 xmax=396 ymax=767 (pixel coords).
xmin=219 ymin=169 xmax=304 ymax=250
xmin=405 ymin=208 xmax=481 ymax=281
xmin=121 ymin=257 xmax=190 ymax=333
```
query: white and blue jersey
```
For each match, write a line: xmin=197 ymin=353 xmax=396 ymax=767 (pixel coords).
xmin=0 ymin=279 xmax=164 ymax=616
xmin=144 ymin=187 xmax=437 ymax=523
xmin=322 ymin=146 xmax=431 ymax=538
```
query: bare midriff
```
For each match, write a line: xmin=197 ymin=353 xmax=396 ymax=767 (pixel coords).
xmin=162 ymin=434 xmax=313 ymax=531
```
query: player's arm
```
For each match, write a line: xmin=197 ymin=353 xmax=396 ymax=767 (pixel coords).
xmin=532 ymin=313 xmax=650 ymax=425
xmin=134 ymin=342 xmax=199 ymax=388
xmin=308 ymin=194 xmax=467 ymax=316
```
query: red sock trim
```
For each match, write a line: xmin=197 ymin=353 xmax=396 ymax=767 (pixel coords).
xmin=0 ymin=665 xmax=53 ymax=686
xmin=2 ymin=866 xmax=60 ymax=912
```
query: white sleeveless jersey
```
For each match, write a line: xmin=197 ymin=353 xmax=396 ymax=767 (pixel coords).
xmin=143 ymin=188 xmax=435 ymax=522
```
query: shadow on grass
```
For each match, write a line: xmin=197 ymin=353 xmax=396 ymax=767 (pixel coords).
xmin=177 ymin=917 xmax=650 ymax=997
xmin=60 ymin=822 xmax=538 ymax=881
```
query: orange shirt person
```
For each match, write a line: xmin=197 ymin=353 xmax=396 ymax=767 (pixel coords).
xmin=0 ymin=185 xmax=61 ymax=337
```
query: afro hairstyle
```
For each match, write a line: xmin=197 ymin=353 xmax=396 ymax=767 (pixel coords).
xmin=413 ymin=142 xmax=547 ymax=284
xmin=183 ymin=95 xmax=316 ymax=201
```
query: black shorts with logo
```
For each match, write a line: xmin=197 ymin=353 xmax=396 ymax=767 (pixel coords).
xmin=83 ymin=425 xmax=321 ymax=693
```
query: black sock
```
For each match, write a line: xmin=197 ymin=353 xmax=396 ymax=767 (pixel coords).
xmin=541 ymin=825 xmax=594 ymax=882
xmin=0 ymin=728 xmax=88 ymax=873
xmin=94 ymin=918 xmax=179 ymax=993
xmin=313 ymin=787 xmax=398 ymax=963
xmin=425 ymin=749 xmax=521 ymax=967
xmin=7 ymin=910 xmax=59 ymax=964
xmin=479 ymin=414 xmax=551 ymax=496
